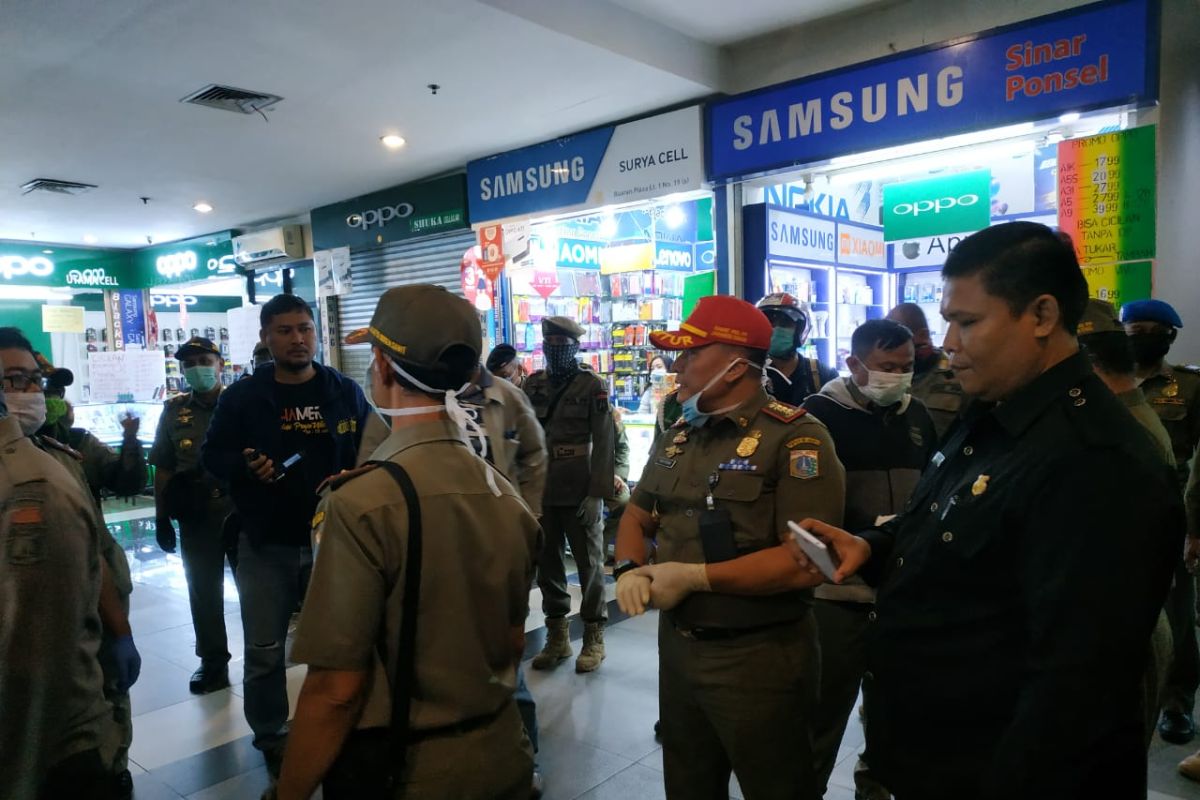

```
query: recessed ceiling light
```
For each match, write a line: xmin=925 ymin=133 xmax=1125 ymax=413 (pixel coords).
xmin=83 ymin=234 xmax=97 ymax=244
xmin=193 ymin=201 xmax=214 ymax=213
xmin=380 ymin=134 xmax=406 ymax=149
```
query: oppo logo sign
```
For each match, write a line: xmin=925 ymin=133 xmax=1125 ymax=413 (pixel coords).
xmin=346 ymin=202 xmax=414 ymax=230
xmin=0 ymin=255 xmax=55 ymax=280
xmin=156 ymin=250 xmax=198 ymax=278
xmin=151 ymin=293 xmax=198 ymax=307
xmin=66 ymin=268 xmax=119 ymax=287
xmin=892 ymin=193 xmax=979 ymax=217
xmin=207 ymin=254 xmax=238 ymax=274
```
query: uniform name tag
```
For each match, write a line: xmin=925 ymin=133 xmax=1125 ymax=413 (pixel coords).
xmin=654 ymin=457 xmax=677 ymax=469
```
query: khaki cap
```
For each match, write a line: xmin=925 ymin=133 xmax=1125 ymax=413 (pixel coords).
xmin=1077 ymin=299 xmax=1123 ymax=336
xmin=542 ymin=316 xmax=586 ymax=340
xmin=176 ymin=336 xmax=222 ymax=360
xmin=368 ymin=284 xmax=481 ymax=369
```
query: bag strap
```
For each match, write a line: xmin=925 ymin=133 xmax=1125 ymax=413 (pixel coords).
xmin=807 ymin=357 xmax=823 ymax=395
xmin=365 ymin=460 xmax=423 ymax=787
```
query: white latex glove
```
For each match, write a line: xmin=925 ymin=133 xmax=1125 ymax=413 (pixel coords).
xmin=639 ymin=562 xmax=710 ymax=611
xmin=616 ymin=570 xmax=652 ymax=616
xmin=577 ymin=496 xmax=603 ymax=528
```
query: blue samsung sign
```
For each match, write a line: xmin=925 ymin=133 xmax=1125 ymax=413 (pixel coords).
xmin=468 ymin=128 xmax=613 ymax=223
xmin=707 ymin=0 xmax=1156 ymax=180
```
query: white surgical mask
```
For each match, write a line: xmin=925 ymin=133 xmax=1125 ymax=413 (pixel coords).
xmin=8 ymin=392 xmax=47 ymax=436
xmin=372 ymin=355 xmax=500 ymax=496
xmin=859 ymin=370 xmax=913 ymax=407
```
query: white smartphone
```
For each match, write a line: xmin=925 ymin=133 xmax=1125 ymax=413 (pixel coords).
xmin=787 ymin=521 xmax=839 ymax=581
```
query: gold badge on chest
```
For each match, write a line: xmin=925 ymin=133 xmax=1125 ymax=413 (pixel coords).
xmin=1164 ymin=382 xmax=1180 ymax=398
xmin=736 ymin=430 xmax=763 ymax=458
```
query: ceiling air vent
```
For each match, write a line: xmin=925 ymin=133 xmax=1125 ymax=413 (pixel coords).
xmin=181 ymin=84 xmax=283 ymax=115
xmin=20 ymin=178 xmax=97 ymax=196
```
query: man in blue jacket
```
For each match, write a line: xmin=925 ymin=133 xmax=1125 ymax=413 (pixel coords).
xmin=201 ymin=294 xmax=369 ymax=776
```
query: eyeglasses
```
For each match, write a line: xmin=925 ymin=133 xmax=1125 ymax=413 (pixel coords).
xmin=2 ymin=371 xmax=47 ymax=391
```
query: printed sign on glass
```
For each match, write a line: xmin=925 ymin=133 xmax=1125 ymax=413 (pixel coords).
xmin=882 ymin=171 xmax=992 ymax=241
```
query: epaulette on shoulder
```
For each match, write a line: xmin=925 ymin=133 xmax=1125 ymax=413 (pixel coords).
xmin=317 ymin=464 xmax=380 ymax=494
xmin=166 ymin=393 xmax=190 ymax=407
xmin=37 ymin=434 xmax=83 ymax=461
xmin=761 ymin=399 xmax=807 ymax=423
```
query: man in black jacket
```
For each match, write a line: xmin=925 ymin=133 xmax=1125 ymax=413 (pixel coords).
xmin=795 ymin=223 xmax=1182 ymax=800
xmin=803 ymin=318 xmax=936 ymax=800
xmin=201 ymin=294 xmax=369 ymax=775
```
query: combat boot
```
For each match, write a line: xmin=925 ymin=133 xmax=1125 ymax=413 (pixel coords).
xmin=575 ymin=621 xmax=605 ymax=673
xmin=531 ymin=617 xmax=572 ymax=670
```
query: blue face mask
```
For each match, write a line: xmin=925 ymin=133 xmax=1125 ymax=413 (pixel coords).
xmin=184 ymin=365 xmax=219 ymax=393
xmin=680 ymin=357 xmax=755 ymax=427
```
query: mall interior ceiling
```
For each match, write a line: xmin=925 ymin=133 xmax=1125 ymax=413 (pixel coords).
xmin=2 ymin=0 xmax=1121 ymax=250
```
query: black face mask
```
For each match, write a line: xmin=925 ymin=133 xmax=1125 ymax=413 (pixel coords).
xmin=545 ymin=343 xmax=580 ymax=379
xmin=1129 ymin=332 xmax=1172 ymax=365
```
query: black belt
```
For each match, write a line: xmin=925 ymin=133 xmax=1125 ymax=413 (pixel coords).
xmin=672 ymin=618 xmax=798 ymax=641
xmin=409 ymin=701 xmax=509 ymax=740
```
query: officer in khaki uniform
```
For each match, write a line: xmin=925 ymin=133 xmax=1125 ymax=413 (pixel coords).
xmin=149 ymin=337 xmax=236 ymax=695
xmin=1119 ymin=299 xmax=1200 ymax=746
xmin=888 ymin=302 xmax=966 ymax=441
xmin=0 ymin=375 xmax=116 ymax=800
xmin=614 ymin=296 xmax=846 ymax=800
xmin=0 ymin=327 xmax=141 ymax=799
xmin=274 ymin=284 xmax=541 ymax=800
xmin=523 ymin=317 xmax=615 ymax=673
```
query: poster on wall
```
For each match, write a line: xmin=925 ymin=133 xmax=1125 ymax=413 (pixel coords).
xmin=41 ymin=305 xmax=85 ymax=334
xmin=1057 ymin=125 xmax=1156 ymax=266
xmin=226 ymin=305 xmax=262 ymax=367
xmin=315 ymin=247 xmax=353 ymax=296
xmin=88 ymin=350 xmax=166 ymax=402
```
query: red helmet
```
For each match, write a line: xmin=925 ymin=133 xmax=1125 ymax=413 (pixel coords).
xmin=756 ymin=293 xmax=810 ymax=338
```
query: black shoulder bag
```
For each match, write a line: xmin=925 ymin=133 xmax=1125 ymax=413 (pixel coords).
xmin=322 ymin=461 xmax=423 ymax=799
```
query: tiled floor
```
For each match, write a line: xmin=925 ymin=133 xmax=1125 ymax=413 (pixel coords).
xmin=117 ymin=530 xmax=1200 ymax=799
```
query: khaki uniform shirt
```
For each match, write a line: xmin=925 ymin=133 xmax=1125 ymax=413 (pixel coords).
xmin=292 ymin=419 xmax=542 ymax=730
xmin=910 ymin=351 xmax=966 ymax=442
xmin=149 ymin=390 xmax=230 ymax=522
xmin=631 ymin=391 xmax=846 ymax=629
xmin=0 ymin=416 xmax=110 ymax=799
xmin=523 ymin=367 xmax=615 ymax=505
xmin=36 ymin=437 xmax=132 ymax=604
xmin=1141 ymin=362 xmax=1200 ymax=483
xmin=1117 ymin=387 xmax=1175 ymax=468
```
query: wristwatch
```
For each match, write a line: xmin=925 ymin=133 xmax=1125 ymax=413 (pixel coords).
xmin=613 ymin=559 xmax=641 ymax=580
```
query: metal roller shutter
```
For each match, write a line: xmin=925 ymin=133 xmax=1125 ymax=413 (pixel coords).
xmin=337 ymin=230 xmax=475 ymax=378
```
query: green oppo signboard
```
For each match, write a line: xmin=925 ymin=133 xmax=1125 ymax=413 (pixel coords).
xmin=130 ymin=232 xmax=237 ymax=288
xmin=0 ymin=230 xmax=239 ymax=289
xmin=0 ymin=243 xmax=138 ymax=288
xmin=310 ymin=174 xmax=469 ymax=250
xmin=882 ymin=170 xmax=992 ymax=241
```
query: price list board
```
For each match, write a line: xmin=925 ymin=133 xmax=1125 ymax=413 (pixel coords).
xmin=1057 ymin=125 xmax=1156 ymax=266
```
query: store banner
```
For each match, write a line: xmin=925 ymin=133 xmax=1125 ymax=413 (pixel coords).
xmin=467 ymin=106 xmax=706 ymax=224
xmin=131 ymin=234 xmax=237 ymax=288
xmin=555 ymin=237 xmax=604 ymax=270
xmin=478 ymin=225 xmax=506 ymax=281
xmin=707 ymin=0 xmax=1155 ymax=180
xmin=530 ymin=271 xmax=561 ymax=300
xmin=882 ymin=171 xmax=992 ymax=241
xmin=890 ymin=229 xmax=977 ymax=269
xmin=41 ymin=305 xmax=86 ymax=334
xmin=1083 ymin=260 xmax=1152 ymax=306
xmin=117 ymin=290 xmax=147 ymax=347
xmin=310 ymin=175 xmax=467 ymax=251
xmin=766 ymin=208 xmax=838 ymax=265
xmin=836 ymin=222 xmax=886 ymax=269
xmin=0 ymin=244 xmax=136 ymax=288
xmin=460 ymin=246 xmax=496 ymax=311
xmin=600 ymin=242 xmax=655 ymax=275
xmin=654 ymin=241 xmax=696 ymax=272
xmin=1057 ymin=125 xmax=1155 ymax=265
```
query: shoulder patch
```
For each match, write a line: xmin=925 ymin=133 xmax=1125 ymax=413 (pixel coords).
xmin=786 ymin=435 xmax=823 ymax=449
xmin=761 ymin=400 xmax=807 ymax=423
xmin=317 ymin=464 xmax=380 ymax=494
xmin=37 ymin=435 xmax=83 ymax=461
